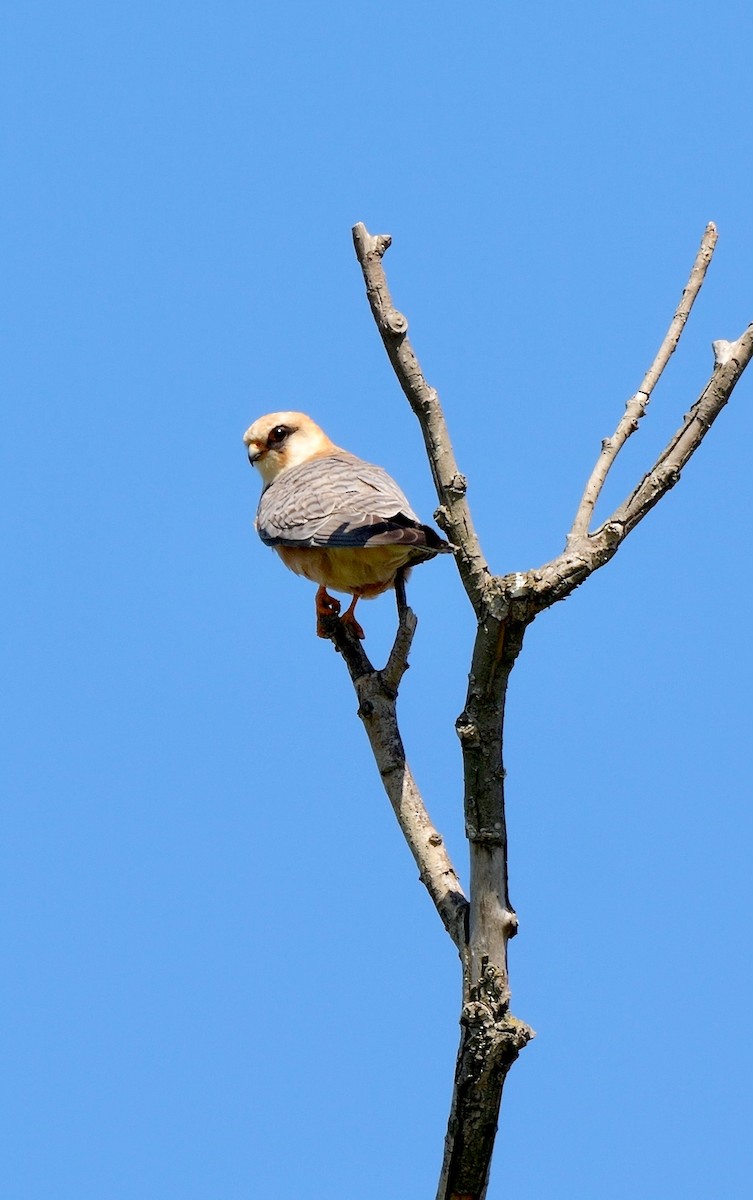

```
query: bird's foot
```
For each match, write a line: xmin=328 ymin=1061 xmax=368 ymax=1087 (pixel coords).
xmin=340 ymin=595 xmax=366 ymax=640
xmin=340 ymin=609 xmax=366 ymax=641
xmin=315 ymin=586 xmax=341 ymax=638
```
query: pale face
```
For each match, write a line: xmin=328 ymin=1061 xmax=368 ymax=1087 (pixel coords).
xmin=243 ymin=411 xmax=336 ymax=486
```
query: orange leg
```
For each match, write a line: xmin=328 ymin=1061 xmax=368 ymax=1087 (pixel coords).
xmin=340 ymin=595 xmax=366 ymax=640
xmin=315 ymin=585 xmax=341 ymax=637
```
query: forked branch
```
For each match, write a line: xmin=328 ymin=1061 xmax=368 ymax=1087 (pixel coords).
xmin=522 ymin=320 xmax=753 ymax=611
xmin=569 ymin=222 xmax=719 ymax=542
xmin=339 ymin=221 xmax=751 ymax=1200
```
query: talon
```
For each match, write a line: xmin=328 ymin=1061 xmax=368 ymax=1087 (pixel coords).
xmin=315 ymin=586 xmax=341 ymax=638
xmin=341 ymin=596 xmax=366 ymax=640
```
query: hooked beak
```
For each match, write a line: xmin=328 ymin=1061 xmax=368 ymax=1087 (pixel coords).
xmin=247 ymin=444 xmax=264 ymax=466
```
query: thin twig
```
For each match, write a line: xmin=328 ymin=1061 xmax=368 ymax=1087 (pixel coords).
xmin=381 ymin=604 xmax=418 ymax=696
xmin=352 ymin=223 xmax=491 ymax=616
xmin=614 ymin=322 xmax=753 ymax=534
xmin=568 ymin=222 xmax=718 ymax=543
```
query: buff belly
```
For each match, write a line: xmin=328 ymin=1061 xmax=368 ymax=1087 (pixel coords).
xmin=275 ymin=544 xmax=417 ymax=598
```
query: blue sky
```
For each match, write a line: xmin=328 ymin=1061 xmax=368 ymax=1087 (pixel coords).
xmin=3 ymin=3 xmax=752 ymax=1197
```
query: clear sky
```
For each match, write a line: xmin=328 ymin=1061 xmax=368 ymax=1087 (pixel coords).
xmin=3 ymin=3 xmax=752 ymax=1197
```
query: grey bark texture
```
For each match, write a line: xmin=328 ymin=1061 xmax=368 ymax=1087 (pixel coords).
xmin=317 ymin=222 xmax=753 ymax=1200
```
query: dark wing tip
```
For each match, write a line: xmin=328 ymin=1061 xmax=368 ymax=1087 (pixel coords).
xmin=355 ymin=512 xmax=454 ymax=555
xmin=417 ymin=522 xmax=454 ymax=553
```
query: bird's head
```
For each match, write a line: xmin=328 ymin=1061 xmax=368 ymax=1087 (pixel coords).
xmin=243 ymin=412 xmax=337 ymax=486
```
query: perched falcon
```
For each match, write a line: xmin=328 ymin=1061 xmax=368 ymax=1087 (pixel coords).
xmin=243 ymin=411 xmax=452 ymax=638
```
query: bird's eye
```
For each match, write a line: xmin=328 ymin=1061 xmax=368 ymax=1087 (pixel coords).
xmin=267 ymin=425 xmax=291 ymax=448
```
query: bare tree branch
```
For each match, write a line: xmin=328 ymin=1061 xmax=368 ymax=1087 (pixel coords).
xmin=517 ymin=321 xmax=753 ymax=611
xmin=322 ymin=607 xmax=469 ymax=950
xmin=352 ymin=223 xmax=490 ymax=616
xmin=339 ymin=221 xmax=750 ymax=1200
xmin=569 ymin=222 xmax=719 ymax=542
xmin=615 ymin=324 xmax=753 ymax=533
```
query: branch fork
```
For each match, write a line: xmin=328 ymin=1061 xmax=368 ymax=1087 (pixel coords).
xmin=334 ymin=220 xmax=751 ymax=1200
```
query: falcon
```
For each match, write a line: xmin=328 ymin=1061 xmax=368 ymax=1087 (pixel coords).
xmin=243 ymin=411 xmax=452 ymax=638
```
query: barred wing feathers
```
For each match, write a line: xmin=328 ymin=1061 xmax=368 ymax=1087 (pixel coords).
xmin=257 ymin=452 xmax=449 ymax=554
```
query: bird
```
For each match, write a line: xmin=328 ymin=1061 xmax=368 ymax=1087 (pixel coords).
xmin=243 ymin=411 xmax=452 ymax=638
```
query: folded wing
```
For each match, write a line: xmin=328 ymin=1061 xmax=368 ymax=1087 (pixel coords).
xmin=257 ymin=452 xmax=449 ymax=553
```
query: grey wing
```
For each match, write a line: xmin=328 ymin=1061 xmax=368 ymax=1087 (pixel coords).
xmin=257 ymin=452 xmax=444 ymax=550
